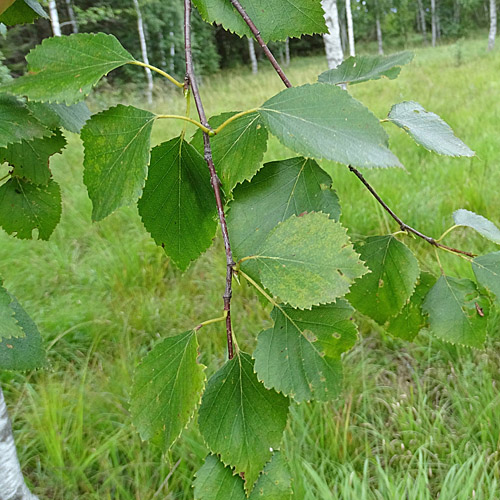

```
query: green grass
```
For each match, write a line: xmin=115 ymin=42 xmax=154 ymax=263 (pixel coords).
xmin=1 ymin=36 xmax=500 ymax=499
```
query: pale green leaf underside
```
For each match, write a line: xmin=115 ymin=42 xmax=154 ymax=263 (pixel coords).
xmin=227 ymin=157 xmax=341 ymax=283
xmin=191 ymin=111 xmax=268 ymax=193
xmin=193 ymin=0 xmax=326 ymax=42
xmin=0 ymin=129 xmax=66 ymax=185
xmin=194 ymin=452 xmax=292 ymax=500
xmin=198 ymin=352 xmax=289 ymax=490
xmin=0 ymin=285 xmax=45 ymax=371
xmin=318 ymin=51 xmax=414 ymax=86
xmin=0 ymin=282 xmax=25 ymax=340
xmin=422 ymin=276 xmax=489 ymax=348
xmin=138 ymin=137 xmax=217 ymax=271
xmin=255 ymin=301 xmax=356 ymax=402
xmin=0 ymin=177 xmax=61 ymax=240
xmin=259 ymin=84 xmax=402 ymax=168
xmin=130 ymin=330 xmax=205 ymax=450
xmin=387 ymin=272 xmax=436 ymax=341
xmin=0 ymin=94 xmax=49 ymax=148
xmin=1 ymin=33 xmax=134 ymax=104
xmin=387 ymin=101 xmax=474 ymax=157
xmin=348 ymin=235 xmax=420 ymax=324
xmin=82 ymin=105 xmax=155 ymax=221
xmin=472 ymin=252 xmax=500 ymax=300
xmin=27 ymin=101 xmax=91 ymax=133
xmin=253 ymin=212 xmax=368 ymax=309
xmin=194 ymin=455 xmax=246 ymax=500
xmin=453 ymin=209 xmax=500 ymax=244
xmin=0 ymin=0 xmax=48 ymax=26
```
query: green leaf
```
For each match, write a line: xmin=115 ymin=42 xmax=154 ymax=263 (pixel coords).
xmin=227 ymin=157 xmax=341 ymax=281
xmin=138 ymin=137 xmax=217 ymax=271
xmin=453 ymin=209 xmax=500 ymax=244
xmin=318 ymin=52 xmax=414 ymax=86
xmin=0 ymin=284 xmax=45 ymax=371
xmin=130 ymin=330 xmax=205 ymax=450
xmin=194 ymin=452 xmax=292 ymax=500
xmin=0 ymin=281 xmax=25 ymax=340
xmin=387 ymin=101 xmax=474 ymax=157
xmin=472 ymin=252 xmax=500 ymax=301
xmin=82 ymin=105 xmax=155 ymax=221
xmin=258 ymin=84 xmax=401 ymax=168
xmin=251 ymin=212 xmax=368 ymax=309
xmin=249 ymin=452 xmax=292 ymax=500
xmin=0 ymin=177 xmax=61 ymax=240
xmin=194 ymin=455 xmax=246 ymax=500
xmin=347 ymin=236 xmax=420 ymax=324
xmin=0 ymin=94 xmax=49 ymax=148
xmin=0 ymin=129 xmax=66 ymax=185
xmin=2 ymin=33 xmax=135 ymax=104
xmin=0 ymin=0 xmax=48 ymax=26
xmin=254 ymin=300 xmax=356 ymax=402
xmin=191 ymin=111 xmax=268 ymax=193
xmin=422 ymin=276 xmax=489 ymax=348
xmin=198 ymin=352 xmax=289 ymax=490
xmin=27 ymin=101 xmax=91 ymax=133
xmin=193 ymin=0 xmax=326 ymax=42
xmin=387 ymin=272 xmax=436 ymax=341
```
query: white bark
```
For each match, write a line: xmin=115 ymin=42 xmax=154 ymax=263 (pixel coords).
xmin=489 ymin=0 xmax=497 ymax=51
xmin=0 ymin=386 xmax=38 ymax=500
xmin=285 ymin=37 xmax=290 ymax=66
xmin=417 ymin=0 xmax=427 ymax=45
xmin=65 ymin=0 xmax=78 ymax=33
xmin=376 ymin=16 xmax=383 ymax=55
xmin=431 ymin=0 xmax=437 ymax=46
xmin=48 ymin=0 xmax=61 ymax=37
xmin=247 ymin=36 xmax=258 ymax=74
xmin=321 ymin=0 xmax=344 ymax=69
xmin=132 ymin=0 xmax=153 ymax=105
xmin=345 ymin=0 xmax=355 ymax=57
xmin=169 ymin=31 xmax=175 ymax=75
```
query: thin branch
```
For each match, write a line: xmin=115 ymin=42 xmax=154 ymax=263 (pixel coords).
xmin=229 ymin=0 xmax=292 ymax=88
xmin=184 ymin=0 xmax=235 ymax=359
xmin=348 ymin=166 xmax=476 ymax=258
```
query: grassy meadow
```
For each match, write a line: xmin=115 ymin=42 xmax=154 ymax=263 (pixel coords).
xmin=1 ymin=36 xmax=500 ymax=499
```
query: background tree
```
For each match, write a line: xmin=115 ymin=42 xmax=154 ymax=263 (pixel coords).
xmin=489 ymin=0 xmax=497 ymax=50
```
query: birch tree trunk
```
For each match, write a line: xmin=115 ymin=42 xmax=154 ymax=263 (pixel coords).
xmin=132 ymin=0 xmax=153 ymax=105
xmin=169 ymin=30 xmax=175 ymax=74
xmin=247 ymin=37 xmax=258 ymax=74
xmin=431 ymin=0 xmax=437 ymax=46
xmin=0 ymin=385 xmax=39 ymax=500
xmin=345 ymin=0 xmax=355 ymax=57
xmin=48 ymin=0 xmax=61 ymax=37
xmin=65 ymin=0 xmax=78 ymax=33
xmin=376 ymin=13 xmax=383 ymax=55
xmin=321 ymin=0 xmax=344 ymax=69
xmin=285 ymin=37 xmax=290 ymax=66
xmin=489 ymin=0 xmax=497 ymax=51
xmin=417 ymin=0 xmax=428 ymax=45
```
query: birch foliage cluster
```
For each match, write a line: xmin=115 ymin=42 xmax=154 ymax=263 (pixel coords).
xmin=0 ymin=0 xmax=499 ymax=498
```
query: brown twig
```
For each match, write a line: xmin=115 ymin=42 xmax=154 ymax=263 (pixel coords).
xmin=184 ymin=0 xmax=235 ymax=359
xmin=229 ymin=0 xmax=292 ymax=88
xmin=228 ymin=3 xmax=474 ymax=260
xmin=348 ymin=166 xmax=475 ymax=258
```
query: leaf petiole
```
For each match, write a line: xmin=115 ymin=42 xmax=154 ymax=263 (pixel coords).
xmin=194 ymin=310 xmax=228 ymax=332
xmin=155 ymin=114 xmax=215 ymax=135
xmin=437 ymin=224 xmax=460 ymax=242
xmin=129 ymin=60 xmax=184 ymax=88
xmin=213 ymin=108 xmax=259 ymax=135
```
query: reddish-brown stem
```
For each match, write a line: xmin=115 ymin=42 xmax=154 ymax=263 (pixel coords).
xmin=229 ymin=3 xmax=474 ymax=260
xmin=229 ymin=0 xmax=292 ymax=88
xmin=184 ymin=0 xmax=235 ymax=359
xmin=348 ymin=166 xmax=475 ymax=258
